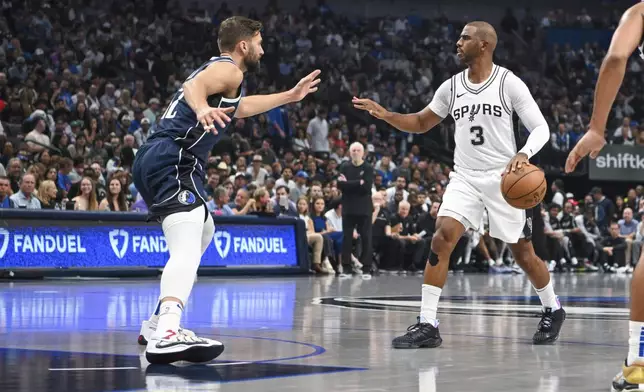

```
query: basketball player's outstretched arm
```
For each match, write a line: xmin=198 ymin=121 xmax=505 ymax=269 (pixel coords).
xmin=504 ymin=73 xmax=550 ymax=172
xmin=235 ymin=70 xmax=321 ymax=118
xmin=183 ymin=61 xmax=242 ymax=131
xmin=352 ymin=79 xmax=450 ymax=133
xmin=565 ymin=2 xmax=644 ymax=173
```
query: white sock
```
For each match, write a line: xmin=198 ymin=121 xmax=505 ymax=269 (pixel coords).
xmin=152 ymin=300 xmax=183 ymax=340
xmin=627 ymin=321 xmax=644 ymax=366
xmin=534 ymin=280 xmax=561 ymax=311
xmin=420 ymin=284 xmax=442 ymax=327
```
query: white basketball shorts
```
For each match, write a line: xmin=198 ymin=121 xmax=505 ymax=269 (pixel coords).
xmin=438 ymin=166 xmax=531 ymax=244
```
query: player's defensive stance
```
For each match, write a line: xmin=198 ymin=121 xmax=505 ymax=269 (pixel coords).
xmin=354 ymin=21 xmax=565 ymax=349
xmin=566 ymin=3 xmax=644 ymax=391
xmin=132 ymin=16 xmax=320 ymax=365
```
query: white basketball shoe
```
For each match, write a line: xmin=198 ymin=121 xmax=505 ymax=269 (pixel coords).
xmin=145 ymin=329 xmax=225 ymax=365
xmin=138 ymin=318 xmax=196 ymax=345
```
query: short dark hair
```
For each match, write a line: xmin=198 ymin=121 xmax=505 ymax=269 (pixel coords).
xmin=218 ymin=16 xmax=263 ymax=52
xmin=276 ymin=185 xmax=289 ymax=194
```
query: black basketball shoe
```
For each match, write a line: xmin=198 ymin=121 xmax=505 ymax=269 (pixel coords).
xmin=532 ymin=307 xmax=566 ymax=345
xmin=392 ymin=317 xmax=442 ymax=349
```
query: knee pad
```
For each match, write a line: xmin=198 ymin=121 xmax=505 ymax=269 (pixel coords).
xmin=429 ymin=251 xmax=439 ymax=266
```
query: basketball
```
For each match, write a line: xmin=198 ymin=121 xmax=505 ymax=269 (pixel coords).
xmin=500 ymin=164 xmax=547 ymax=209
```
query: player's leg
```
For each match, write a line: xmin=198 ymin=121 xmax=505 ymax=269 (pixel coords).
xmin=140 ymin=211 xmax=212 ymax=344
xmin=145 ymin=205 xmax=224 ymax=364
xmin=612 ymin=249 xmax=644 ymax=391
xmin=508 ymin=238 xmax=565 ymax=344
xmin=392 ymin=172 xmax=478 ymax=349
xmin=483 ymin=173 xmax=565 ymax=345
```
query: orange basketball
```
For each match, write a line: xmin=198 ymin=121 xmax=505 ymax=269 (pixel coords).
xmin=500 ymin=164 xmax=547 ymax=209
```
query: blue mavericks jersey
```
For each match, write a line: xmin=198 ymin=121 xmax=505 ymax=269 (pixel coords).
xmin=147 ymin=56 xmax=243 ymax=163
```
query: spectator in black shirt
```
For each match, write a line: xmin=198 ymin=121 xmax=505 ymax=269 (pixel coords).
xmin=338 ymin=142 xmax=374 ymax=276
xmin=371 ymin=192 xmax=392 ymax=270
xmin=598 ymin=222 xmax=627 ymax=273
xmin=389 ymin=201 xmax=427 ymax=273
xmin=591 ymin=187 xmax=615 ymax=234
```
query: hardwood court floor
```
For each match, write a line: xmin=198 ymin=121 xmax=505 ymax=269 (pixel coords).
xmin=0 ymin=273 xmax=632 ymax=391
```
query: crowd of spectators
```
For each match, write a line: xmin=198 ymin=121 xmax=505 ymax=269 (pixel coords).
xmin=0 ymin=0 xmax=641 ymax=273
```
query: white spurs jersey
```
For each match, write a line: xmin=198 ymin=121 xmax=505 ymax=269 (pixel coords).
xmin=428 ymin=64 xmax=546 ymax=171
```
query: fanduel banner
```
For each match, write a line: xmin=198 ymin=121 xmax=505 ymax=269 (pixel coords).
xmin=0 ymin=222 xmax=299 ymax=268
xmin=589 ymin=145 xmax=644 ymax=182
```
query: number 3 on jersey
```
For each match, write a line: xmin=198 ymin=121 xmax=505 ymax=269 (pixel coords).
xmin=470 ymin=126 xmax=484 ymax=146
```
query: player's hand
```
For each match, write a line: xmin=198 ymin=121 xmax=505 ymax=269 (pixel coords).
xmin=564 ymin=129 xmax=606 ymax=173
xmin=196 ymin=106 xmax=235 ymax=133
xmin=352 ymin=97 xmax=389 ymax=120
xmin=337 ymin=174 xmax=347 ymax=182
xmin=505 ymin=152 xmax=529 ymax=174
xmin=289 ymin=70 xmax=321 ymax=102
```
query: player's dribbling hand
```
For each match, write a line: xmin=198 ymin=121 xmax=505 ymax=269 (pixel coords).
xmin=564 ymin=129 xmax=606 ymax=173
xmin=505 ymin=152 xmax=529 ymax=174
xmin=196 ymin=106 xmax=235 ymax=134
xmin=352 ymin=97 xmax=388 ymax=119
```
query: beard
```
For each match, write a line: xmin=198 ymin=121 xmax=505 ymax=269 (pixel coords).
xmin=243 ymin=48 xmax=261 ymax=72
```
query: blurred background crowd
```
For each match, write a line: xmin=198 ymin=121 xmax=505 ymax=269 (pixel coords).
xmin=0 ymin=0 xmax=641 ymax=274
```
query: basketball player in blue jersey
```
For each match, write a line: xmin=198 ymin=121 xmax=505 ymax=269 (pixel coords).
xmin=566 ymin=3 xmax=644 ymax=391
xmin=132 ymin=16 xmax=321 ymax=365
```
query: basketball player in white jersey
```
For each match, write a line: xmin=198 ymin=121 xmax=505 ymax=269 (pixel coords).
xmin=566 ymin=3 xmax=644 ymax=390
xmin=354 ymin=21 xmax=566 ymax=348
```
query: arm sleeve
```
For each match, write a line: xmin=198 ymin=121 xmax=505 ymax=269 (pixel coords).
xmin=426 ymin=78 xmax=452 ymax=119
xmin=505 ymin=73 xmax=550 ymax=159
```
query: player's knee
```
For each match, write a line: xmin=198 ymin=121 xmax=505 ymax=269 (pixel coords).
xmin=513 ymin=246 xmax=539 ymax=267
xmin=431 ymin=228 xmax=457 ymax=256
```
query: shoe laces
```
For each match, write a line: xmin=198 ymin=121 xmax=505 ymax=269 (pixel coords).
xmin=405 ymin=317 xmax=432 ymax=338
xmin=538 ymin=308 xmax=554 ymax=331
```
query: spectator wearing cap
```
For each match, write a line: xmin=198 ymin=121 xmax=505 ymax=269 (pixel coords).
xmin=592 ymin=187 xmax=616 ymax=234
xmin=247 ymin=154 xmax=269 ymax=186
xmin=130 ymin=108 xmax=145 ymax=133
xmin=292 ymin=171 xmax=309 ymax=200
xmin=144 ymin=98 xmax=161 ymax=123
xmin=133 ymin=117 xmax=151 ymax=147
xmin=217 ymin=161 xmax=230 ymax=179
xmin=233 ymin=171 xmax=249 ymax=190
xmin=10 ymin=173 xmax=41 ymax=209
xmin=25 ymin=118 xmax=50 ymax=153
xmin=118 ymin=113 xmax=132 ymax=135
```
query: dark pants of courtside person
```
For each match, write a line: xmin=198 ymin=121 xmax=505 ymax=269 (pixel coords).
xmin=342 ymin=214 xmax=373 ymax=273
